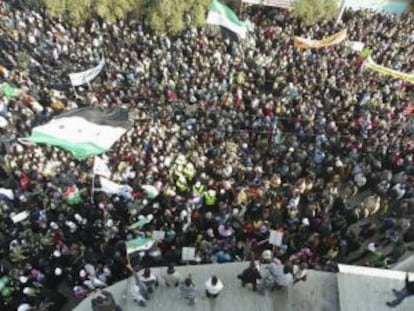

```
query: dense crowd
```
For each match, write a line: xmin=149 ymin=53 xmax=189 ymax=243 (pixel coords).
xmin=0 ymin=1 xmax=413 ymax=310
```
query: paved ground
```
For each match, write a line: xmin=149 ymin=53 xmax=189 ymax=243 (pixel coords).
xmin=392 ymin=253 xmax=414 ymax=273
xmin=338 ymin=265 xmax=414 ymax=311
xmin=73 ymin=262 xmax=339 ymax=311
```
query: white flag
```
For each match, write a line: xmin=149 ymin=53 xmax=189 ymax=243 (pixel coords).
xmin=93 ymin=156 xmax=111 ymax=178
xmin=69 ymin=58 xmax=105 ymax=86
xmin=99 ymin=177 xmax=132 ymax=197
xmin=0 ymin=188 xmax=14 ymax=200
xmin=346 ymin=41 xmax=365 ymax=52
xmin=11 ymin=211 xmax=29 ymax=223
xmin=141 ymin=185 xmax=159 ymax=199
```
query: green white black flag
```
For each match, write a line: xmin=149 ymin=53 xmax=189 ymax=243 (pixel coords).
xmin=20 ymin=108 xmax=131 ymax=160
xmin=207 ymin=0 xmax=252 ymax=39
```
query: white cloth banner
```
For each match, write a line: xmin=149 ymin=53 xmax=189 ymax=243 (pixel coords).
xmin=98 ymin=177 xmax=132 ymax=198
xmin=242 ymin=0 xmax=294 ymax=8
xmin=346 ymin=41 xmax=365 ymax=52
xmin=11 ymin=211 xmax=29 ymax=223
xmin=93 ymin=156 xmax=111 ymax=178
xmin=0 ymin=188 xmax=14 ymax=200
xmin=69 ymin=58 xmax=105 ymax=86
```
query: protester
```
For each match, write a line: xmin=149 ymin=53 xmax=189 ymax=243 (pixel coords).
xmin=0 ymin=1 xmax=413 ymax=310
xmin=386 ymin=272 xmax=414 ymax=307
xmin=237 ymin=260 xmax=261 ymax=291
xmin=127 ymin=263 xmax=149 ymax=307
xmin=138 ymin=267 xmax=158 ymax=294
xmin=180 ymin=275 xmax=197 ymax=305
xmin=163 ymin=264 xmax=181 ymax=287
xmin=293 ymin=262 xmax=308 ymax=284
xmin=205 ymin=275 xmax=224 ymax=298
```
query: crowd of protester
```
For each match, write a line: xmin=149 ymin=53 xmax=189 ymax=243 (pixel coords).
xmin=0 ymin=1 xmax=413 ymax=310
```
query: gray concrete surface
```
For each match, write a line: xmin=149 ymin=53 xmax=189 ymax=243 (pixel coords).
xmin=73 ymin=262 xmax=339 ymax=311
xmin=338 ymin=264 xmax=414 ymax=311
xmin=392 ymin=254 xmax=414 ymax=273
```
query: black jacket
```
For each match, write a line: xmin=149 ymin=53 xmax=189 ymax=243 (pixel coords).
xmin=239 ymin=266 xmax=261 ymax=284
xmin=406 ymin=275 xmax=414 ymax=294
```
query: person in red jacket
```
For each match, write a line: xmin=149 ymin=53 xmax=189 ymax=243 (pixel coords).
xmin=386 ymin=272 xmax=414 ymax=307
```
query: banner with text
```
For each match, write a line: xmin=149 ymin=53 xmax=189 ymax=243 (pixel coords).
xmin=294 ymin=29 xmax=348 ymax=49
xmin=69 ymin=58 xmax=105 ymax=86
xmin=364 ymin=56 xmax=414 ymax=84
xmin=242 ymin=0 xmax=294 ymax=8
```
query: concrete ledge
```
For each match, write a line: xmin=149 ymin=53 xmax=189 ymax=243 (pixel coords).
xmin=74 ymin=262 xmax=339 ymax=311
xmin=338 ymin=264 xmax=414 ymax=280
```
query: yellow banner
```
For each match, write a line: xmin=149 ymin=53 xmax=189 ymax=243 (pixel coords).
xmin=294 ymin=29 xmax=348 ymax=49
xmin=364 ymin=57 xmax=414 ymax=84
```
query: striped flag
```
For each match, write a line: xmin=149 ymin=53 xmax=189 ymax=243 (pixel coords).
xmin=207 ymin=0 xmax=251 ymax=39
xmin=20 ymin=108 xmax=131 ymax=160
xmin=63 ymin=185 xmax=82 ymax=205
xmin=125 ymin=237 xmax=155 ymax=255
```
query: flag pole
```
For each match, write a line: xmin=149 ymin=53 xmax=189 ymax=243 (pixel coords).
xmin=91 ymin=172 xmax=95 ymax=204
xmin=72 ymin=85 xmax=78 ymax=98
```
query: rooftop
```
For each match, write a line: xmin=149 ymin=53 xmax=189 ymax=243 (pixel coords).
xmin=73 ymin=262 xmax=414 ymax=311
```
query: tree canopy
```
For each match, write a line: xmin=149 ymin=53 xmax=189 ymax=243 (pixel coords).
xmin=293 ymin=0 xmax=339 ymax=25
xmin=41 ymin=0 xmax=211 ymax=34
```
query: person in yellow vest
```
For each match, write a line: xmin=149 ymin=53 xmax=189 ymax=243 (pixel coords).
xmin=171 ymin=154 xmax=187 ymax=179
xmin=183 ymin=162 xmax=196 ymax=181
xmin=175 ymin=154 xmax=187 ymax=167
xmin=192 ymin=181 xmax=205 ymax=197
xmin=172 ymin=164 xmax=184 ymax=180
xmin=176 ymin=175 xmax=188 ymax=193
xmin=204 ymin=189 xmax=217 ymax=207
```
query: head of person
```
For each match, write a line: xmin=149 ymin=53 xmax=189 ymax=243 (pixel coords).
xmin=143 ymin=267 xmax=151 ymax=278
xmin=167 ymin=264 xmax=175 ymax=274
xmin=211 ymin=275 xmax=218 ymax=286
xmin=249 ymin=260 xmax=256 ymax=269
xmin=184 ymin=277 xmax=192 ymax=287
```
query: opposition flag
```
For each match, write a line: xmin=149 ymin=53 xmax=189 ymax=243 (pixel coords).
xmin=20 ymin=108 xmax=131 ymax=160
xmin=125 ymin=237 xmax=155 ymax=255
xmin=93 ymin=156 xmax=111 ymax=178
xmin=0 ymin=83 xmax=19 ymax=99
xmin=207 ymin=0 xmax=251 ymax=39
xmin=63 ymin=185 xmax=82 ymax=205
xmin=128 ymin=216 xmax=153 ymax=230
